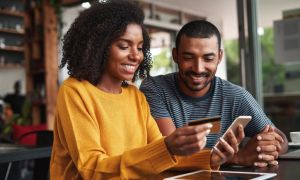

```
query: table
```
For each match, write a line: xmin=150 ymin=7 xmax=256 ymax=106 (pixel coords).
xmin=0 ymin=143 xmax=51 ymax=163
xmin=153 ymin=157 xmax=300 ymax=179
xmin=0 ymin=143 xmax=52 ymax=180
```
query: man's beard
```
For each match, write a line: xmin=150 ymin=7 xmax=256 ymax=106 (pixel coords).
xmin=180 ymin=71 xmax=214 ymax=92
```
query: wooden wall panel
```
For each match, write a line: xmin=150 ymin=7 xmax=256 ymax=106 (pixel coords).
xmin=43 ymin=1 xmax=58 ymax=129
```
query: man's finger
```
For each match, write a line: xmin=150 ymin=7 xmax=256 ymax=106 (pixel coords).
xmin=257 ymin=133 xmax=275 ymax=141
xmin=257 ymin=145 xmax=277 ymax=152
xmin=268 ymin=160 xmax=279 ymax=166
xmin=254 ymin=162 xmax=268 ymax=167
xmin=258 ymin=154 xmax=275 ymax=161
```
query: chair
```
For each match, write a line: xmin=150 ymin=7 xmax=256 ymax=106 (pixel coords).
xmin=4 ymin=125 xmax=53 ymax=180
xmin=17 ymin=130 xmax=53 ymax=180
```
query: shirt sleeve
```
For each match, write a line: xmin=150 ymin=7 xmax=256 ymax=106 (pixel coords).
xmin=140 ymin=77 xmax=171 ymax=120
xmin=238 ymin=90 xmax=274 ymax=137
xmin=54 ymin=85 xmax=177 ymax=179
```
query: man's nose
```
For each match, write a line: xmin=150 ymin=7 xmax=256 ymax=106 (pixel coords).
xmin=193 ymin=59 xmax=205 ymax=73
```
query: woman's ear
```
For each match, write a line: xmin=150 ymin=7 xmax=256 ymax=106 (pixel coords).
xmin=172 ymin=48 xmax=178 ymax=64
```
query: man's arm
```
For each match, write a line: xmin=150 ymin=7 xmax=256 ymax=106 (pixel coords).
xmin=156 ymin=118 xmax=176 ymax=136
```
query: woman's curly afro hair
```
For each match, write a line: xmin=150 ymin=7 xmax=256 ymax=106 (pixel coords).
xmin=60 ymin=0 xmax=152 ymax=86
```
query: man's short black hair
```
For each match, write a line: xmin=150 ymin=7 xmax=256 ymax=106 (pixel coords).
xmin=60 ymin=0 xmax=152 ymax=86
xmin=175 ymin=20 xmax=221 ymax=50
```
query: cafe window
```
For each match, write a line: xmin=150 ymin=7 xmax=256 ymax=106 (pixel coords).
xmin=256 ymin=1 xmax=300 ymax=138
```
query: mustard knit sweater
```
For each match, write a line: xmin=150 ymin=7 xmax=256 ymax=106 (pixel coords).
xmin=50 ymin=78 xmax=211 ymax=179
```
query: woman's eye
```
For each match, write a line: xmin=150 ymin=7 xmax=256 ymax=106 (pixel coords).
xmin=137 ymin=47 xmax=143 ymax=52
xmin=119 ymin=46 xmax=128 ymax=50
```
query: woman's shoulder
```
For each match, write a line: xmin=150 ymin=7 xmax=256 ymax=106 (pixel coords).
xmin=61 ymin=77 xmax=93 ymax=90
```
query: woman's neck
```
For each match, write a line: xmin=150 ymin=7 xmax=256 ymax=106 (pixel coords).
xmin=97 ymin=76 xmax=123 ymax=94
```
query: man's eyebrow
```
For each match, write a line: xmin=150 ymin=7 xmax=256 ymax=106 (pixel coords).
xmin=203 ymin=52 xmax=216 ymax=56
xmin=182 ymin=51 xmax=194 ymax=55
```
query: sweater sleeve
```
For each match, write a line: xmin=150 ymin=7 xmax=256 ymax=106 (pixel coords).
xmin=54 ymin=84 xmax=177 ymax=179
xmin=174 ymin=149 xmax=213 ymax=170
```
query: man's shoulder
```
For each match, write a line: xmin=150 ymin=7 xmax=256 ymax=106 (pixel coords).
xmin=141 ymin=73 xmax=176 ymax=89
xmin=215 ymin=77 xmax=245 ymax=93
xmin=144 ymin=72 xmax=176 ymax=83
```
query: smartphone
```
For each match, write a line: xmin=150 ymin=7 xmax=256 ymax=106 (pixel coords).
xmin=188 ymin=116 xmax=221 ymax=133
xmin=215 ymin=116 xmax=251 ymax=147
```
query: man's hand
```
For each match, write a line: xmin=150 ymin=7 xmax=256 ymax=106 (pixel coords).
xmin=254 ymin=125 xmax=284 ymax=167
xmin=234 ymin=125 xmax=287 ymax=167
xmin=210 ymin=124 xmax=245 ymax=169
xmin=164 ymin=123 xmax=212 ymax=156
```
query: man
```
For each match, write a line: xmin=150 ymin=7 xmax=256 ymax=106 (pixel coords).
xmin=140 ymin=20 xmax=288 ymax=167
xmin=4 ymin=81 xmax=25 ymax=115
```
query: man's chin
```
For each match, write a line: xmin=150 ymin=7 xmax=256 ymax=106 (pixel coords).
xmin=187 ymin=85 xmax=205 ymax=92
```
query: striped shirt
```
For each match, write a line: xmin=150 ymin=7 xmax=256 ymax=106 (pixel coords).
xmin=140 ymin=72 xmax=273 ymax=147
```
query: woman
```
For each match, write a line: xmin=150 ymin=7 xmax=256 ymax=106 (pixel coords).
xmin=50 ymin=1 xmax=243 ymax=179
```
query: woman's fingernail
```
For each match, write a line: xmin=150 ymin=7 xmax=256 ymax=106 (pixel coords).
xmin=254 ymin=162 xmax=258 ymax=166
xmin=258 ymin=154 xmax=263 ymax=159
xmin=256 ymin=146 xmax=261 ymax=152
xmin=206 ymin=129 xmax=211 ymax=134
xmin=207 ymin=123 xmax=213 ymax=128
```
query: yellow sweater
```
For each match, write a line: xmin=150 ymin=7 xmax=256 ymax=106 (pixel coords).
xmin=50 ymin=78 xmax=211 ymax=179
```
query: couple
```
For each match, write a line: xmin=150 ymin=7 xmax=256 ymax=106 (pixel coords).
xmin=50 ymin=1 xmax=288 ymax=179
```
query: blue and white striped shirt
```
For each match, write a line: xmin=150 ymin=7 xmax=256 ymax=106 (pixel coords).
xmin=140 ymin=72 xmax=273 ymax=147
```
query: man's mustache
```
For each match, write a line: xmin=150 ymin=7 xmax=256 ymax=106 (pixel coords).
xmin=185 ymin=71 xmax=210 ymax=77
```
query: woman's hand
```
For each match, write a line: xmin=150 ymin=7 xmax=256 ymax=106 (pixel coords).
xmin=164 ymin=123 xmax=212 ymax=156
xmin=210 ymin=124 xmax=245 ymax=169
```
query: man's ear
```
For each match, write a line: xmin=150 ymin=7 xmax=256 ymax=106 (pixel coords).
xmin=218 ymin=49 xmax=223 ymax=64
xmin=172 ymin=48 xmax=178 ymax=64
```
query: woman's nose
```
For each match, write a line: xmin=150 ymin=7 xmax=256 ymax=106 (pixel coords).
xmin=129 ymin=49 xmax=142 ymax=61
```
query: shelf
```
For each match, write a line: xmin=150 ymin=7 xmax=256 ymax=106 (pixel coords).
xmin=0 ymin=9 xmax=24 ymax=17
xmin=0 ymin=45 xmax=24 ymax=52
xmin=0 ymin=28 xmax=25 ymax=35
xmin=0 ymin=64 xmax=24 ymax=69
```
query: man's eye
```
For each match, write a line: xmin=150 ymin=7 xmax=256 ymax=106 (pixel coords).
xmin=205 ymin=57 xmax=215 ymax=61
xmin=183 ymin=55 xmax=193 ymax=59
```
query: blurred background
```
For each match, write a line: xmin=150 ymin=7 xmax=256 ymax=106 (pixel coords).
xmin=0 ymin=0 xmax=299 ymax=141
